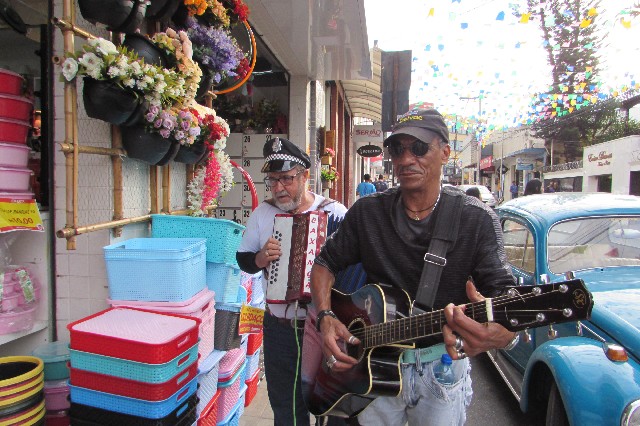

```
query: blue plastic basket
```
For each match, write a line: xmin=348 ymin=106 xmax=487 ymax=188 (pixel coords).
xmin=206 ymin=263 xmax=241 ymax=303
xmin=246 ymin=348 xmax=261 ymax=379
xmin=69 ymin=376 xmax=198 ymax=419
xmin=69 ymin=343 xmax=199 ymax=383
xmin=197 ymin=350 xmax=225 ymax=416
xmin=151 ymin=215 xmax=245 ymax=265
xmin=103 ymin=238 xmax=206 ymax=302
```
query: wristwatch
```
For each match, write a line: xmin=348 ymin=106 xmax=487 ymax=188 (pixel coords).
xmin=502 ymin=332 xmax=521 ymax=351
xmin=316 ymin=309 xmax=337 ymax=332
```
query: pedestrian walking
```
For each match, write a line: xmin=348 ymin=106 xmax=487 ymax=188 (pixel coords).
xmin=356 ymin=174 xmax=376 ymax=197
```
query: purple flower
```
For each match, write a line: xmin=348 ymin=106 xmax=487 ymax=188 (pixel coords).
xmin=148 ymin=105 xmax=160 ymax=115
xmin=154 ymin=118 xmax=163 ymax=128
xmin=163 ymin=118 xmax=175 ymax=129
xmin=178 ymin=110 xmax=187 ymax=119
xmin=181 ymin=120 xmax=190 ymax=130
xmin=159 ymin=129 xmax=170 ymax=139
xmin=146 ymin=113 xmax=156 ymax=123
xmin=189 ymin=127 xmax=201 ymax=136
xmin=174 ymin=130 xmax=185 ymax=140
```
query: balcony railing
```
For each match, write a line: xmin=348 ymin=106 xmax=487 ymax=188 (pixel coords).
xmin=542 ymin=160 xmax=583 ymax=173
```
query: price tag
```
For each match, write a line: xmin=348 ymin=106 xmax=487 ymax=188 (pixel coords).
xmin=0 ymin=198 xmax=43 ymax=233
xmin=238 ymin=304 xmax=265 ymax=334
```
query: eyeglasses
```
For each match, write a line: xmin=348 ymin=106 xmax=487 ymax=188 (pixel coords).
xmin=264 ymin=170 xmax=304 ymax=188
xmin=388 ymin=140 xmax=430 ymax=158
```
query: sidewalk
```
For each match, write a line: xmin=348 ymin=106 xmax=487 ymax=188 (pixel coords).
xmin=239 ymin=375 xmax=273 ymax=426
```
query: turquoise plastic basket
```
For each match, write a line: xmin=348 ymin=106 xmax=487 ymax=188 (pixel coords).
xmin=69 ymin=376 xmax=198 ymax=419
xmin=103 ymin=238 xmax=206 ymax=302
xmin=151 ymin=215 xmax=245 ymax=265
xmin=206 ymin=263 xmax=241 ymax=303
xmin=69 ymin=343 xmax=199 ymax=383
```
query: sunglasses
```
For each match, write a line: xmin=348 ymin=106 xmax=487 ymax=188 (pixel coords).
xmin=388 ymin=140 xmax=430 ymax=158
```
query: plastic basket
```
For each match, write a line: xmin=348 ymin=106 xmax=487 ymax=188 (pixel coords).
xmin=196 ymin=350 xmax=224 ymax=417
xmin=246 ymin=348 xmax=261 ymax=379
xmin=244 ymin=369 xmax=260 ymax=408
xmin=69 ymin=393 xmax=198 ymax=426
xmin=68 ymin=308 xmax=200 ymax=364
xmin=151 ymin=215 xmax=245 ymax=265
xmin=103 ymin=238 xmax=206 ymax=302
xmin=198 ymin=307 xmax=216 ymax=362
xmin=217 ymin=384 xmax=246 ymax=426
xmin=69 ymin=376 xmax=198 ymax=419
xmin=69 ymin=362 xmax=198 ymax=401
xmin=216 ymin=363 xmax=245 ymax=423
xmin=197 ymin=389 xmax=220 ymax=426
xmin=246 ymin=331 xmax=262 ymax=356
xmin=69 ymin=343 xmax=198 ymax=384
xmin=205 ymin=263 xmax=241 ymax=303
xmin=213 ymin=304 xmax=242 ymax=351
xmin=217 ymin=338 xmax=247 ymax=381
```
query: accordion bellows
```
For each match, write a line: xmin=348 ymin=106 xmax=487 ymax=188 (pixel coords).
xmin=266 ymin=211 xmax=328 ymax=303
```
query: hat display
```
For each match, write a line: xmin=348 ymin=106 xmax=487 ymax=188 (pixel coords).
xmin=261 ymin=137 xmax=311 ymax=172
xmin=383 ymin=109 xmax=450 ymax=147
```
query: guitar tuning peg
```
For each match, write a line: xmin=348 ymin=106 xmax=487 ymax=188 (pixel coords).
xmin=548 ymin=324 xmax=558 ymax=340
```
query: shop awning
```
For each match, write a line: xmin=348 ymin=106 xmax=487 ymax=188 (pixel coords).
xmin=341 ymin=48 xmax=382 ymax=122
xmin=503 ymin=147 xmax=546 ymax=159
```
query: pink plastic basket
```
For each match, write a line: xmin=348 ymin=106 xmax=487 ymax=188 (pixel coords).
xmin=68 ymin=307 xmax=200 ymax=364
xmin=44 ymin=381 xmax=70 ymax=411
xmin=0 ymin=304 xmax=36 ymax=335
xmin=218 ymin=338 xmax=247 ymax=382
xmin=0 ymin=166 xmax=31 ymax=192
xmin=216 ymin=363 xmax=245 ymax=424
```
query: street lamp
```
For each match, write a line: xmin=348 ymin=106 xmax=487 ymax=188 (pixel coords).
xmin=460 ymin=95 xmax=483 ymax=184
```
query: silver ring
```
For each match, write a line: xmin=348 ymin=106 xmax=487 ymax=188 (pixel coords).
xmin=456 ymin=350 xmax=467 ymax=360
xmin=348 ymin=336 xmax=356 ymax=344
xmin=326 ymin=355 xmax=337 ymax=368
xmin=266 ymin=250 xmax=269 ymax=257
xmin=454 ymin=336 xmax=464 ymax=351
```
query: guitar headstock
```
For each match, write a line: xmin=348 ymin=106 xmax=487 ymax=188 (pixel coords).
xmin=490 ymin=279 xmax=592 ymax=331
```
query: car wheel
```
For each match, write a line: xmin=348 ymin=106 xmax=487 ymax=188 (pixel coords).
xmin=546 ymin=381 xmax=569 ymax=426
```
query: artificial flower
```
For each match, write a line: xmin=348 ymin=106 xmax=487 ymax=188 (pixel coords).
xmin=321 ymin=166 xmax=339 ymax=181
xmin=323 ymin=147 xmax=336 ymax=157
xmin=144 ymin=105 xmax=201 ymax=145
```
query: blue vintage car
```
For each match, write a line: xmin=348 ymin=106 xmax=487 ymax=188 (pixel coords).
xmin=489 ymin=192 xmax=640 ymax=426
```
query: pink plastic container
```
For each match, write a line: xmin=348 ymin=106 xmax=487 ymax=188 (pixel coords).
xmin=0 ymin=166 xmax=31 ymax=191
xmin=0 ymin=69 xmax=24 ymax=96
xmin=43 ymin=379 xmax=70 ymax=410
xmin=0 ymin=305 xmax=36 ymax=335
xmin=0 ymin=191 xmax=33 ymax=201
xmin=0 ymin=118 xmax=30 ymax=144
xmin=0 ymin=142 xmax=30 ymax=168
xmin=1 ymin=293 xmax=20 ymax=311
xmin=0 ymin=94 xmax=33 ymax=121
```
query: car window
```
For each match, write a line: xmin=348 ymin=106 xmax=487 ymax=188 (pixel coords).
xmin=502 ymin=219 xmax=536 ymax=274
xmin=548 ymin=216 xmax=640 ymax=273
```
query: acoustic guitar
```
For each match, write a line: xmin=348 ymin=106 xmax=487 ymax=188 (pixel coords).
xmin=301 ymin=279 xmax=593 ymax=418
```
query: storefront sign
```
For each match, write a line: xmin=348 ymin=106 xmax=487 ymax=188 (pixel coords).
xmin=516 ymin=158 xmax=534 ymax=171
xmin=357 ymin=144 xmax=383 ymax=157
xmin=587 ymin=150 xmax=613 ymax=166
xmin=479 ymin=156 xmax=493 ymax=170
xmin=0 ymin=198 xmax=43 ymax=233
xmin=353 ymin=124 xmax=383 ymax=144
xmin=239 ymin=304 xmax=265 ymax=334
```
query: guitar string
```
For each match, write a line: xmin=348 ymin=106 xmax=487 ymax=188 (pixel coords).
xmin=348 ymin=289 xmax=572 ymax=346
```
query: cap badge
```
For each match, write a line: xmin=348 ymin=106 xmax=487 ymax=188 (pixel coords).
xmin=272 ymin=137 xmax=282 ymax=153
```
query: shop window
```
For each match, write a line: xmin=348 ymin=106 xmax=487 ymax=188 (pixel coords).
xmin=597 ymin=174 xmax=612 ymax=193
xmin=630 ymin=171 xmax=640 ymax=196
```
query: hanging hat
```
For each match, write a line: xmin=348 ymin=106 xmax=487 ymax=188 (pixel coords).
xmin=383 ymin=109 xmax=450 ymax=147
xmin=261 ymin=137 xmax=311 ymax=172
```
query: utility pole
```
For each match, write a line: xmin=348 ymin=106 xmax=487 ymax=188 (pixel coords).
xmin=460 ymin=96 xmax=483 ymax=184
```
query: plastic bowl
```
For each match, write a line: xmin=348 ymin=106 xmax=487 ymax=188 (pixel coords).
xmin=31 ymin=342 xmax=70 ymax=381
xmin=0 ymin=142 xmax=30 ymax=168
xmin=0 ymin=118 xmax=30 ymax=144
xmin=0 ymin=94 xmax=33 ymax=122
xmin=0 ymin=69 xmax=24 ymax=96
xmin=0 ymin=166 xmax=32 ymax=192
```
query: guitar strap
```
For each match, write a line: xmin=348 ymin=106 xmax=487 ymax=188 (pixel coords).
xmin=415 ymin=190 xmax=464 ymax=310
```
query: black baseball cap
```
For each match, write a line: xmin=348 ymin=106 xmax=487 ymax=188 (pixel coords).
xmin=261 ymin=137 xmax=312 ymax=172
xmin=383 ymin=109 xmax=450 ymax=147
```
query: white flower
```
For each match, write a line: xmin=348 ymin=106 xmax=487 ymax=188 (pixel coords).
xmin=88 ymin=38 xmax=118 ymax=56
xmin=62 ymin=57 xmax=79 ymax=81
xmin=78 ymin=52 xmax=102 ymax=69
xmin=123 ymin=78 xmax=135 ymax=88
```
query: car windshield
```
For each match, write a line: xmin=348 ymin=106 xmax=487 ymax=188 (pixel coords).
xmin=547 ymin=216 xmax=640 ymax=273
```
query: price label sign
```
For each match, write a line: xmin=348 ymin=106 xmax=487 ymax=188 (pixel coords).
xmin=0 ymin=198 xmax=44 ymax=233
xmin=238 ymin=304 xmax=265 ymax=334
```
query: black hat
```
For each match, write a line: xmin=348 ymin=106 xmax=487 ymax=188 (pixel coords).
xmin=383 ymin=109 xmax=450 ymax=147
xmin=261 ymin=137 xmax=312 ymax=172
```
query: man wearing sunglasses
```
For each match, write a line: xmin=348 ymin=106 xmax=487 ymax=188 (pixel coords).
xmin=310 ymin=109 xmax=517 ymax=425
xmin=236 ymin=137 xmax=347 ymax=426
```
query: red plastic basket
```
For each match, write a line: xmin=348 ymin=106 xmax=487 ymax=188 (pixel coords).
xmin=68 ymin=307 xmax=200 ymax=364
xmin=246 ymin=331 xmax=262 ymax=356
xmin=244 ymin=369 xmax=260 ymax=407
xmin=69 ymin=362 xmax=199 ymax=401
xmin=198 ymin=389 xmax=221 ymax=426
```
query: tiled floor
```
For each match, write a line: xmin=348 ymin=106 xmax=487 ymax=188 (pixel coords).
xmin=239 ymin=374 xmax=274 ymax=426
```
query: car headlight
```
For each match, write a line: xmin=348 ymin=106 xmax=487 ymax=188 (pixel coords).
xmin=622 ymin=400 xmax=640 ymax=426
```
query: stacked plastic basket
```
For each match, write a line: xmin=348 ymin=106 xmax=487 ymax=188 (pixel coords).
xmin=67 ymin=308 xmax=201 ymax=425
xmin=0 ymin=356 xmax=45 ymax=425
xmin=31 ymin=341 xmax=71 ymax=425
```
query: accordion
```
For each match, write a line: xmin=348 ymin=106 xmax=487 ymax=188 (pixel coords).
xmin=266 ymin=211 xmax=328 ymax=303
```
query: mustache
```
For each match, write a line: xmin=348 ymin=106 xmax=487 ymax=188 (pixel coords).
xmin=397 ymin=166 xmax=421 ymax=174
xmin=274 ymin=190 xmax=289 ymax=197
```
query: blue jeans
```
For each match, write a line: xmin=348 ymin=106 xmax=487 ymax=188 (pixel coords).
xmin=357 ymin=358 xmax=472 ymax=426
xmin=263 ymin=313 xmax=310 ymax=426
